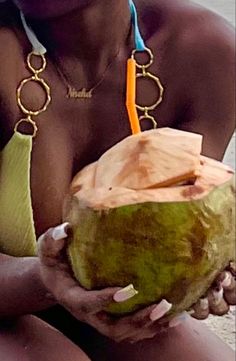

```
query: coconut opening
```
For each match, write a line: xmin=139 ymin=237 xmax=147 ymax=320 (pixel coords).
xmin=70 ymin=128 xmax=234 ymax=209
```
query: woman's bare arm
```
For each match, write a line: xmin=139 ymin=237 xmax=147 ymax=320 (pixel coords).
xmin=177 ymin=14 xmax=235 ymax=160
xmin=0 ymin=253 xmax=56 ymax=318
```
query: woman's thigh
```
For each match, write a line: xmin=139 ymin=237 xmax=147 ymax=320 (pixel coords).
xmin=78 ymin=316 xmax=235 ymax=361
xmin=0 ymin=315 xmax=90 ymax=361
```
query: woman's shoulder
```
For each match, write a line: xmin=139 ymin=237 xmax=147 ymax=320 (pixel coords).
xmin=141 ymin=0 xmax=234 ymax=92
xmin=0 ymin=4 xmax=24 ymax=95
xmin=0 ymin=3 xmax=23 ymax=58
xmin=142 ymin=0 xmax=235 ymax=57
xmin=139 ymin=0 xmax=235 ymax=159
xmin=0 ymin=4 xmax=24 ymax=148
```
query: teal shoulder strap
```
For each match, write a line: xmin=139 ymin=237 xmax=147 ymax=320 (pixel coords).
xmin=128 ymin=0 xmax=146 ymax=51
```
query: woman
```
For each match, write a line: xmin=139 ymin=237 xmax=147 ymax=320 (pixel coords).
xmin=0 ymin=0 xmax=235 ymax=360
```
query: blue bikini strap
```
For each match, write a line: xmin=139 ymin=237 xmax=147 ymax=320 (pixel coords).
xmin=128 ymin=0 xmax=146 ymax=51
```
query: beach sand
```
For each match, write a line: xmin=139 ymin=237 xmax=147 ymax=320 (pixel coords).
xmin=192 ymin=0 xmax=235 ymax=350
xmin=203 ymin=308 xmax=236 ymax=350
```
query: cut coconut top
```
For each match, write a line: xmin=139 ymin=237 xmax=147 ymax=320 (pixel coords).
xmin=72 ymin=156 xmax=234 ymax=210
xmin=71 ymin=162 xmax=96 ymax=193
xmin=95 ymin=128 xmax=203 ymax=190
xmin=71 ymin=128 xmax=203 ymax=193
xmin=70 ymin=128 xmax=234 ymax=209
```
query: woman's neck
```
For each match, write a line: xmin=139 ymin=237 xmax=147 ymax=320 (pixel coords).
xmin=27 ymin=0 xmax=131 ymax=62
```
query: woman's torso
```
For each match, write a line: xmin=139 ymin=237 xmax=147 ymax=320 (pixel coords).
xmin=0 ymin=1 xmax=182 ymax=238
xmin=0 ymin=0 xmax=234 ymax=345
xmin=0 ymin=0 xmax=230 ymax=237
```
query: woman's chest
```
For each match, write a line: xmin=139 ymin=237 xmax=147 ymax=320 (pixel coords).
xmin=28 ymin=94 xmax=134 ymax=235
xmin=1 ymin=55 xmax=180 ymax=237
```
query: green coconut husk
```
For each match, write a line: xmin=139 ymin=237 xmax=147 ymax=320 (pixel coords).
xmin=63 ymin=129 xmax=235 ymax=317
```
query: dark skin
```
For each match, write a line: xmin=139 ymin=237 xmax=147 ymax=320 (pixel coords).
xmin=0 ymin=0 xmax=235 ymax=360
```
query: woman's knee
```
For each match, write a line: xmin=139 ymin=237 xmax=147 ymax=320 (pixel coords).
xmin=0 ymin=319 xmax=30 ymax=361
xmin=82 ymin=317 xmax=235 ymax=361
xmin=0 ymin=315 xmax=91 ymax=361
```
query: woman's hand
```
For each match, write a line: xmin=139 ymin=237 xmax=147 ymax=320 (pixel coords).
xmin=191 ymin=263 xmax=236 ymax=320
xmin=37 ymin=223 xmax=235 ymax=342
xmin=37 ymin=223 xmax=175 ymax=343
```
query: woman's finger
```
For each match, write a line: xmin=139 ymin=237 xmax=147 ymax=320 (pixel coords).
xmin=88 ymin=310 xmax=139 ymax=343
xmin=149 ymin=300 xmax=172 ymax=323
xmin=37 ymin=223 xmax=70 ymax=266
xmin=91 ymin=300 xmax=171 ymax=343
xmin=128 ymin=310 xmax=190 ymax=344
xmin=221 ymin=271 xmax=236 ymax=305
xmin=111 ymin=300 xmax=172 ymax=342
xmin=126 ymin=330 xmax=158 ymax=344
xmin=227 ymin=261 xmax=236 ymax=277
xmin=190 ymin=297 xmax=210 ymax=320
xmin=208 ymin=287 xmax=229 ymax=316
xmin=120 ymin=299 xmax=172 ymax=331
xmin=125 ymin=306 xmax=187 ymax=344
xmin=64 ymin=284 xmax=138 ymax=317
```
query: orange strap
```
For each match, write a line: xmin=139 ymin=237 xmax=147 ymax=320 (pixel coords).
xmin=126 ymin=58 xmax=141 ymax=134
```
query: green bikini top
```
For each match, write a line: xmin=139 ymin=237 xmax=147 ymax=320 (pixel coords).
xmin=0 ymin=1 xmax=164 ymax=257
xmin=0 ymin=132 xmax=36 ymax=256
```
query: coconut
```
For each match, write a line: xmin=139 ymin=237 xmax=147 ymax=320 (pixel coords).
xmin=63 ymin=128 xmax=235 ymax=317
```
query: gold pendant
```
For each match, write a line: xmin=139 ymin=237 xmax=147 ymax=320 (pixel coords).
xmin=66 ymin=86 xmax=93 ymax=99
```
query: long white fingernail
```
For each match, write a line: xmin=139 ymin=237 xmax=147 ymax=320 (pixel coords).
xmin=51 ymin=223 xmax=69 ymax=241
xmin=150 ymin=300 xmax=172 ymax=321
xmin=212 ymin=288 xmax=224 ymax=305
xmin=169 ymin=311 xmax=189 ymax=328
xmin=187 ymin=309 xmax=195 ymax=315
xmin=222 ymin=272 xmax=232 ymax=288
xmin=113 ymin=284 xmax=138 ymax=303
xmin=38 ymin=233 xmax=46 ymax=243
xmin=200 ymin=298 xmax=209 ymax=310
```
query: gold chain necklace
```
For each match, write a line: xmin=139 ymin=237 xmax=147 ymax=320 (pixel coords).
xmin=16 ymin=1 xmax=164 ymax=135
xmin=52 ymin=24 xmax=132 ymax=100
xmin=53 ymin=49 xmax=120 ymax=99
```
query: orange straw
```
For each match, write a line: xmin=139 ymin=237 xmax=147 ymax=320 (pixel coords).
xmin=126 ymin=58 xmax=141 ymax=134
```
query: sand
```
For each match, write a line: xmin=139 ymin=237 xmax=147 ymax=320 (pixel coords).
xmin=203 ymin=308 xmax=236 ymax=350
